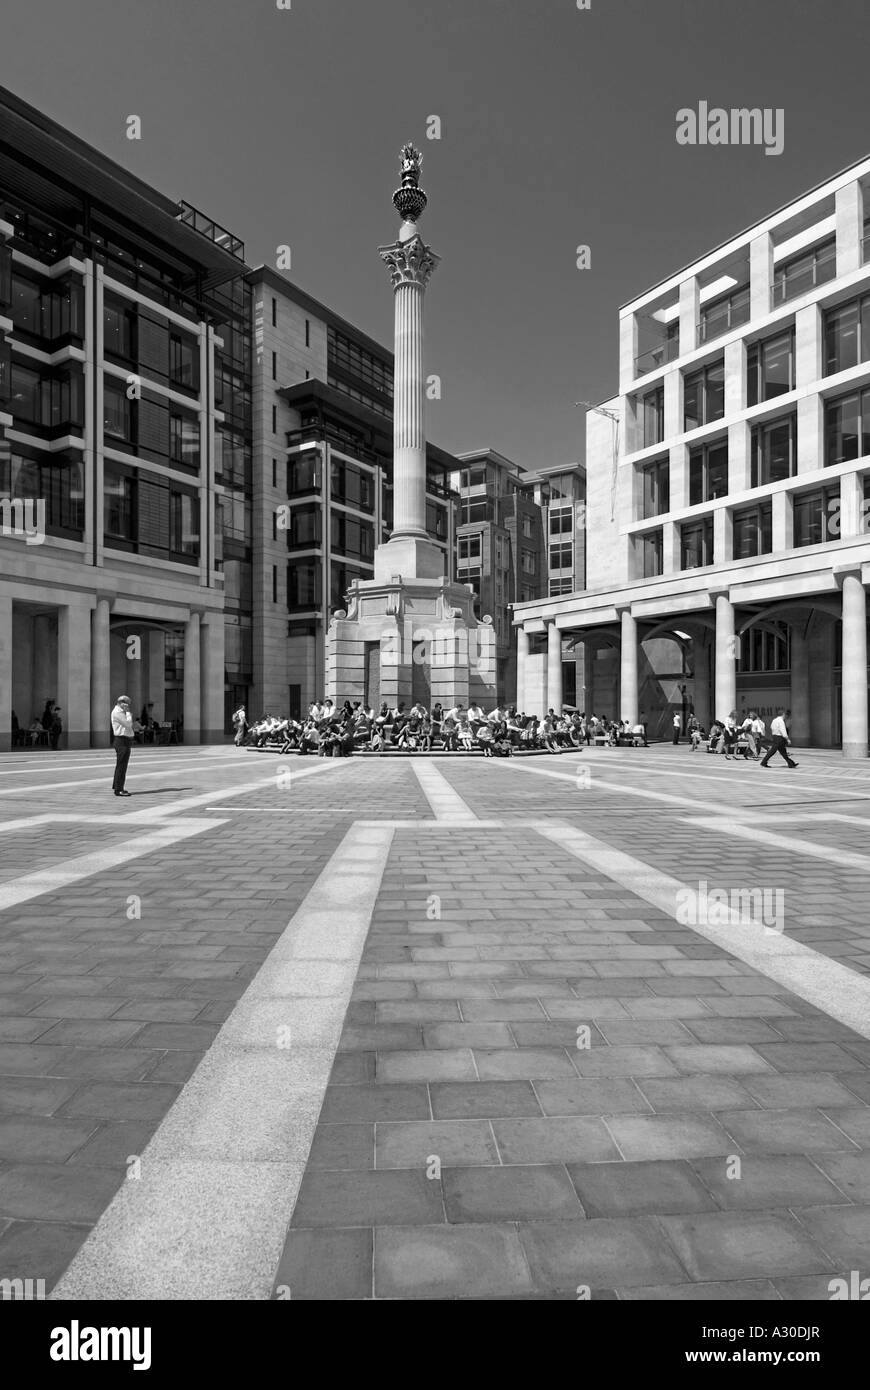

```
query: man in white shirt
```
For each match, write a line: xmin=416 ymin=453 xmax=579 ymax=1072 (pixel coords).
xmin=111 ymin=694 xmax=134 ymax=796
xmin=672 ymin=711 xmax=682 ymax=745
xmin=760 ymin=708 xmax=798 ymax=768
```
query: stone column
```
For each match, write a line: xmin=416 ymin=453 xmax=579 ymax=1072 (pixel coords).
xmin=375 ymin=145 xmax=441 ymax=581
xmin=183 ymin=612 xmax=201 ymax=745
xmin=619 ymin=609 xmax=638 ymax=725
xmin=0 ymin=595 xmax=11 ymax=752
xmin=693 ymin=635 xmax=711 ymax=730
xmin=57 ymin=604 xmax=92 ymax=750
xmin=841 ymin=573 xmax=868 ymax=760
xmin=789 ymin=623 xmax=811 ymax=746
xmin=714 ymin=594 xmax=736 ymax=721
xmin=200 ymin=613 xmax=226 ymax=744
xmin=515 ymin=627 xmax=529 ymax=713
xmin=90 ymin=598 xmax=111 ymax=748
xmin=547 ymin=622 xmax=563 ymax=714
xmin=147 ymin=630 xmax=165 ymax=723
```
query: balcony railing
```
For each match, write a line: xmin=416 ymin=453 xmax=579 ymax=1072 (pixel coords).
xmin=698 ymin=285 xmax=751 ymax=344
xmin=176 ymin=203 xmax=245 ymax=261
xmin=634 ymin=337 xmax=679 ymax=377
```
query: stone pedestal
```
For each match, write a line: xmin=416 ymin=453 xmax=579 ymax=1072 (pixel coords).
xmin=326 ymin=576 xmax=495 ymax=712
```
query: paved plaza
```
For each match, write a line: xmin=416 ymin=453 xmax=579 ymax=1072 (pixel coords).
xmin=0 ymin=743 xmax=869 ymax=1300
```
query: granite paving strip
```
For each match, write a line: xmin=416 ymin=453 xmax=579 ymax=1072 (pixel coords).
xmin=274 ymin=756 xmax=870 ymax=1299
xmin=49 ymin=818 xmax=394 ymax=1300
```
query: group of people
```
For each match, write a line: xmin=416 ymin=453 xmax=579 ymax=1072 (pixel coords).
xmin=11 ymin=699 xmax=63 ymax=749
xmin=687 ymin=709 xmax=798 ymax=768
xmin=231 ymin=701 xmax=618 ymax=757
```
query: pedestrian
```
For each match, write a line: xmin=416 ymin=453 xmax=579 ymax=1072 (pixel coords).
xmin=232 ymin=703 xmax=248 ymax=747
xmin=672 ymin=711 xmax=681 ymax=745
xmin=760 ymin=708 xmax=798 ymax=769
xmin=111 ymin=694 xmax=134 ymax=796
xmin=49 ymin=705 xmax=63 ymax=750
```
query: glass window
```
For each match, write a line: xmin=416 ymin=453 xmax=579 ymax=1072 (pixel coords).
xmin=680 ymin=516 xmax=714 ymax=569
xmin=522 ymin=515 xmax=533 ymax=538
xmin=642 ymin=386 xmax=664 ymax=447
xmin=169 ymin=411 xmax=200 ymax=469
xmin=169 ymin=490 xmax=200 ymax=559
xmin=104 ymin=464 xmax=135 ymax=540
xmin=169 ymin=331 xmax=199 ymax=392
xmin=824 ymin=301 xmax=861 ymax=376
xmin=104 ymin=379 xmax=133 ymax=442
xmin=426 ymin=500 xmax=448 ymax=540
xmin=288 ymin=452 xmax=320 ymax=494
xmin=683 ymin=360 xmax=725 ymax=431
xmin=330 ymin=458 xmax=374 ymax=512
xmin=794 ymin=486 xmax=840 ymax=548
xmin=0 ymin=451 xmax=84 ymax=536
xmin=641 ymin=458 xmax=669 ymax=519
xmin=747 ymin=330 xmax=795 ymax=405
xmin=699 ymin=285 xmax=750 ymax=343
xmin=457 ymin=533 xmax=482 ymax=563
xmin=104 ymin=296 xmax=136 ymax=359
xmin=773 ymin=238 xmax=836 ymax=306
xmin=733 ymin=502 xmax=772 ymax=558
xmin=689 ymin=443 xmax=728 ymax=505
xmin=825 ymin=389 xmax=870 ymax=467
xmin=641 ymin=529 xmax=663 ymax=577
xmin=331 ymin=511 xmax=374 ymax=560
xmin=751 ymin=413 xmax=797 ymax=487
xmin=287 ymin=559 xmax=321 ymax=608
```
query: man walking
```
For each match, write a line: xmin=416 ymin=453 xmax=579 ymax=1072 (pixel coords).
xmin=111 ymin=694 xmax=134 ymax=796
xmin=672 ymin=711 xmax=681 ymax=745
xmin=760 ymin=708 xmax=798 ymax=769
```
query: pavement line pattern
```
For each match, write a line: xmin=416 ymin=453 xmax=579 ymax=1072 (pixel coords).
xmin=50 ymin=821 xmax=396 ymax=1302
xmin=536 ymin=821 xmax=870 ymax=1040
xmin=684 ymin=816 xmax=870 ymax=874
xmin=124 ymin=757 xmax=349 ymax=822
xmin=487 ymin=755 xmax=743 ymax=815
xmin=0 ymin=757 xmax=257 ymax=798
xmin=0 ymin=817 xmax=225 ymax=913
xmin=410 ymin=758 xmax=479 ymax=821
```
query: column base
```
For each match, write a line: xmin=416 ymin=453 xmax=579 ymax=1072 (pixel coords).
xmin=374 ymin=536 xmax=446 ymax=582
xmin=842 ymin=741 xmax=868 ymax=760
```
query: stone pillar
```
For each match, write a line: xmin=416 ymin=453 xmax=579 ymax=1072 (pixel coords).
xmin=147 ymin=629 xmax=165 ymax=723
xmin=515 ymin=627 xmax=529 ymax=713
xmin=841 ymin=573 xmax=868 ymax=760
xmin=693 ymin=635 xmax=711 ymax=730
xmin=546 ymin=621 xmax=563 ymax=714
xmin=57 ymin=604 xmax=92 ymax=750
xmin=835 ymin=180 xmax=864 ymax=279
xmin=750 ymin=232 xmax=773 ymax=319
xmin=789 ymin=623 xmax=811 ymax=746
xmin=183 ymin=612 xmax=201 ymax=745
xmin=200 ymin=613 xmax=226 ymax=744
xmin=0 ymin=595 xmax=11 ymax=753
xmin=679 ymin=277 xmax=700 ymax=356
xmin=619 ymin=609 xmax=638 ymax=725
xmin=392 ymin=277 xmax=426 ymax=539
xmin=90 ymin=598 xmax=111 ymax=748
xmin=714 ymin=594 xmax=736 ymax=721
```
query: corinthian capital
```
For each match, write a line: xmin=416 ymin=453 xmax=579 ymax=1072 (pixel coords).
xmin=379 ymin=235 xmax=440 ymax=290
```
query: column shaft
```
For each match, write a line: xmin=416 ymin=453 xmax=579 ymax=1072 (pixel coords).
xmin=714 ymin=595 xmax=737 ymax=721
xmin=841 ymin=575 xmax=868 ymax=759
xmin=515 ymin=628 xmax=529 ymax=713
xmin=547 ymin=622 xmax=563 ymax=714
xmin=183 ymin=613 xmax=201 ymax=745
xmin=392 ymin=282 xmax=427 ymax=538
xmin=620 ymin=610 xmax=638 ymax=725
xmin=200 ymin=615 xmax=226 ymax=744
xmin=90 ymin=599 xmax=111 ymax=748
xmin=789 ymin=625 xmax=811 ymax=745
xmin=0 ymin=596 xmax=12 ymax=752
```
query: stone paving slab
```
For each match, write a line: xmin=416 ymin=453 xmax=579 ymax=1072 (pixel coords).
xmin=2 ymin=747 xmax=870 ymax=1300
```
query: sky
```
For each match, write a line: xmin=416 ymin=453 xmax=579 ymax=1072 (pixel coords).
xmin=4 ymin=0 xmax=870 ymax=466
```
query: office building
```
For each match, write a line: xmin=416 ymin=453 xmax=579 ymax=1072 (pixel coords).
xmin=515 ymin=155 xmax=870 ymax=754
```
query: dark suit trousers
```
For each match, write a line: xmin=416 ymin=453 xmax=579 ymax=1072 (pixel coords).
xmin=112 ymin=736 xmax=132 ymax=792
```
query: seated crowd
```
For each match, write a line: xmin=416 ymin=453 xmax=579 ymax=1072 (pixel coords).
xmin=232 ymin=701 xmax=632 ymax=757
xmin=688 ymin=710 xmax=768 ymax=760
